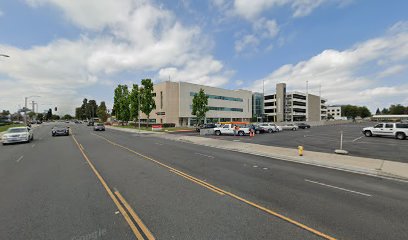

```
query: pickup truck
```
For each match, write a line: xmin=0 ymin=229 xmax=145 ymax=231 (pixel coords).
xmin=362 ymin=122 xmax=408 ymax=140
xmin=214 ymin=124 xmax=250 ymax=136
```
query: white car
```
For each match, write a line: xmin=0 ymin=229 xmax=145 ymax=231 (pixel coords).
xmin=280 ymin=123 xmax=298 ymax=131
xmin=213 ymin=124 xmax=250 ymax=136
xmin=258 ymin=123 xmax=281 ymax=133
xmin=2 ymin=126 xmax=34 ymax=145
xmin=363 ymin=122 xmax=408 ymax=140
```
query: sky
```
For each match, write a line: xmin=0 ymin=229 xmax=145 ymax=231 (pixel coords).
xmin=1 ymin=0 xmax=408 ymax=115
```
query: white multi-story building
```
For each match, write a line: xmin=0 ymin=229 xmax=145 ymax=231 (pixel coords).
xmin=264 ymin=83 xmax=327 ymax=122
xmin=327 ymin=105 xmax=342 ymax=119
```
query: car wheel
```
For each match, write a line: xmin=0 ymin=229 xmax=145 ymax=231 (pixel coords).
xmin=364 ymin=131 xmax=372 ymax=137
xmin=268 ymin=129 xmax=273 ymax=133
xmin=238 ymin=131 xmax=244 ymax=136
xmin=255 ymin=130 xmax=260 ymax=134
xmin=292 ymin=127 xmax=296 ymax=131
xmin=396 ymin=132 xmax=406 ymax=140
xmin=215 ymin=130 xmax=221 ymax=136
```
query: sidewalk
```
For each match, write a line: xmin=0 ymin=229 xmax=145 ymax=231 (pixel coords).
xmin=108 ymin=126 xmax=408 ymax=181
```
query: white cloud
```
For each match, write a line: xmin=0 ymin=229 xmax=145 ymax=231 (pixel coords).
xmin=0 ymin=0 xmax=230 ymax=114
xmin=0 ymin=10 xmax=3 ymax=17
xmin=235 ymin=34 xmax=259 ymax=52
xmin=234 ymin=18 xmax=279 ymax=53
xmin=233 ymin=0 xmax=328 ymax=20
xmin=249 ymin=21 xmax=408 ymax=110
xmin=377 ymin=65 xmax=406 ymax=78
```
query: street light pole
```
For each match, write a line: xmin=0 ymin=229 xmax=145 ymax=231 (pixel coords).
xmin=138 ymin=90 xmax=141 ymax=133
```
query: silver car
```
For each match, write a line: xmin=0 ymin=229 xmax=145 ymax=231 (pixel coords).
xmin=280 ymin=123 xmax=299 ymax=131
xmin=2 ymin=127 xmax=34 ymax=145
xmin=93 ymin=123 xmax=105 ymax=131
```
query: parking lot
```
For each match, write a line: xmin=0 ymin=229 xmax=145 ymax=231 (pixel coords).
xmin=170 ymin=123 xmax=408 ymax=163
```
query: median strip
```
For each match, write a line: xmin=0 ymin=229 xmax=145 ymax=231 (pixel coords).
xmin=71 ymin=133 xmax=154 ymax=240
xmin=92 ymin=132 xmax=337 ymax=240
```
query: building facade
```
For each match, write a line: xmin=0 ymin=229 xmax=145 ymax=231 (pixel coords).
xmin=264 ymin=83 xmax=327 ymax=122
xmin=252 ymin=92 xmax=264 ymax=121
xmin=140 ymin=81 xmax=252 ymax=126
xmin=327 ymin=105 xmax=342 ymax=119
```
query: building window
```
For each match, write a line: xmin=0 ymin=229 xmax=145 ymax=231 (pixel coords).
xmin=265 ymin=102 xmax=275 ymax=106
xmin=160 ymin=91 xmax=163 ymax=109
xmin=190 ymin=92 xmax=243 ymax=102
xmin=264 ymin=95 xmax=275 ymax=100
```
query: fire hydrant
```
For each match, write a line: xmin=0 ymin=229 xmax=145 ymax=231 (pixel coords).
xmin=298 ymin=146 xmax=304 ymax=156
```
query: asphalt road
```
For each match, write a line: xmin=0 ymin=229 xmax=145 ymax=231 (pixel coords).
xmin=1 ymin=123 xmax=407 ymax=239
xmin=174 ymin=123 xmax=408 ymax=163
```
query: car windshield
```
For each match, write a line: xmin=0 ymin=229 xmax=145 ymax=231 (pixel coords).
xmin=7 ymin=128 xmax=27 ymax=133
xmin=97 ymin=123 xmax=104 ymax=126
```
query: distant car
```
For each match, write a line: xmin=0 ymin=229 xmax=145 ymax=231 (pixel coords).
xmin=65 ymin=121 xmax=70 ymax=123
xmin=87 ymin=121 xmax=95 ymax=126
xmin=281 ymin=123 xmax=298 ymax=131
xmin=36 ymin=120 xmax=42 ymax=124
xmin=196 ymin=123 xmax=217 ymax=132
xmin=2 ymin=127 xmax=33 ymax=145
xmin=296 ymin=123 xmax=311 ymax=129
xmin=248 ymin=124 xmax=267 ymax=134
xmin=94 ymin=123 xmax=105 ymax=131
xmin=258 ymin=123 xmax=280 ymax=133
xmin=74 ymin=120 xmax=81 ymax=124
xmin=52 ymin=125 xmax=70 ymax=136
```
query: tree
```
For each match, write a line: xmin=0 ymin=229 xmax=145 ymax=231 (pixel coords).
xmin=191 ymin=88 xmax=209 ymax=125
xmin=358 ymin=106 xmax=371 ymax=118
xmin=375 ymin=108 xmax=380 ymax=115
xmin=81 ymin=98 xmax=88 ymax=120
xmin=87 ymin=100 xmax=98 ymax=119
xmin=37 ymin=113 xmax=44 ymax=121
xmin=75 ymin=107 xmax=82 ymax=120
xmin=381 ymin=108 xmax=389 ymax=114
xmin=1 ymin=110 xmax=10 ymax=116
xmin=140 ymin=79 xmax=156 ymax=124
xmin=113 ymin=84 xmax=130 ymax=122
xmin=389 ymin=104 xmax=405 ymax=115
xmin=62 ymin=114 xmax=73 ymax=120
xmin=129 ymin=84 xmax=140 ymax=122
xmin=97 ymin=101 xmax=108 ymax=122
xmin=28 ymin=111 xmax=36 ymax=119
xmin=51 ymin=115 xmax=60 ymax=120
xmin=46 ymin=109 xmax=52 ymax=120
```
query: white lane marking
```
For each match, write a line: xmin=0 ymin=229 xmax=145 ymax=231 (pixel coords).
xmin=352 ymin=136 xmax=364 ymax=142
xmin=155 ymin=143 xmax=163 ymax=146
xmin=233 ymin=140 xmax=240 ymax=142
xmin=194 ymin=152 xmax=215 ymax=158
xmin=263 ymin=167 xmax=268 ymax=170
xmin=31 ymin=144 xmax=36 ymax=148
xmin=304 ymin=179 xmax=372 ymax=197
xmin=16 ymin=156 xmax=24 ymax=162
xmin=253 ymin=165 xmax=258 ymax=168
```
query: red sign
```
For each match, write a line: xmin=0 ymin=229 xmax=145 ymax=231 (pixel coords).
xmin=152 ymin=124 xmax=163 ymax=131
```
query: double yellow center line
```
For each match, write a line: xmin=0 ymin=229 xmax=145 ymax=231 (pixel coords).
xmin=71 ymin=134 xmax=154 ymax=240
xmin=91 ymin=133 xmax=337 ymax=240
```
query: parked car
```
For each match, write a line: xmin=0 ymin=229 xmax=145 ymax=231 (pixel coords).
xmin=52 ymin=125 xmax=70 ymax=136
xmin=248 ymin=124 xmax=267 ymax=134
xmin=94 ymin=123 xmax=105 ymax=131
xmin=362 ymin=122 xmax=408 ymax=140
xmin=36 ymin=120 xmax=43 ymax=124
xmin=213 ymin=124 xmax=250 ymax=136
xmin=258 ymin=123 xmax=280 ymax=133
xmin=280 ymin=123 xmax=299 ymax=131
xmin=196 ymin=123 xmax=217 ymax=132
xmin=2 ymin=127 xmax=33 ymax=145
xmin=296 ymin=123 xmax=311 ymax=129
xmin=87 ymin=121 xmax=95 ymax=126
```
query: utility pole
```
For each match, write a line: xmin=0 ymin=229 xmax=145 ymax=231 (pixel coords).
xmin=138 ymin=89 xmax=141 ymax=133
xmin=32 ymin=101 xmax=35 ymax=113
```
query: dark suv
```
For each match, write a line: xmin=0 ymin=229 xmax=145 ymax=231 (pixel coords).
xmin=297 ymin=123 xmax=311 ymax=129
